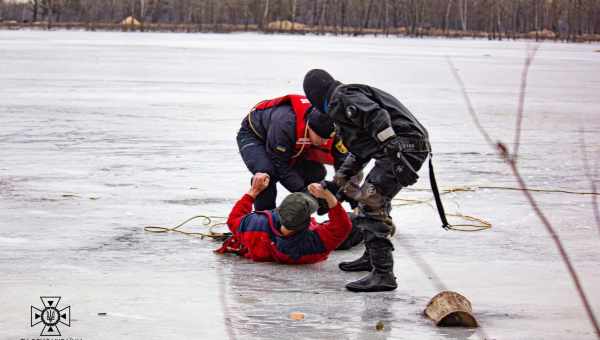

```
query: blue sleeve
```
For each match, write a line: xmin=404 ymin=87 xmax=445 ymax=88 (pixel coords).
xmin=265 ymin=110 xmax=306 ymax=192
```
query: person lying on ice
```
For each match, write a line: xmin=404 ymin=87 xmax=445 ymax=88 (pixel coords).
xmin=216 ymin=173 xmax=355 ymax=264
xmin=237 ymin=94 xmax=348 ymax=212
xmin=303 ymin=69 xmax=432 ymax=292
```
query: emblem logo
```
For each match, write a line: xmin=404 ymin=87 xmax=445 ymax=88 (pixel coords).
xmin=31 ymin=296 xmax=71 ymax=336
xmin=335 ymin=139 xmax=348 ymax=154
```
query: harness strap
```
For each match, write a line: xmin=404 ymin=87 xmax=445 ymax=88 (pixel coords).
xmin=428 ymin=154 xmax=450 ymax=230
xmin=246 ymin=110 xmax=265 ymax=141
xmin=291 ymin=124 xmax=310 ymax=159
xmin=247 ymin=109 xmax=310 ymax=160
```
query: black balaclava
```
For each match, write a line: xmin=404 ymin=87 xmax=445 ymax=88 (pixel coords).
xmin=303 ymin=69 xmax=340 ymax=114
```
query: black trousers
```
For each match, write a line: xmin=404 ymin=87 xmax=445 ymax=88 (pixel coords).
xmin=236 ymin=125 xmax=326 ymax=211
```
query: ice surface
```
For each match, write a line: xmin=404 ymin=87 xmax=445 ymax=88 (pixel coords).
xmin=1 ymin=30 xmax=599 ymax=339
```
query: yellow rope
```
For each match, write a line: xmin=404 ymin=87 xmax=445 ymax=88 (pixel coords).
xmin=146 ymin=185 xmax=595 ymax=237
xmin=391 ymin=183 xmax=598 ymax=231
xmin=392 ymin=191 xmax=491 ymax=231
xmin=144 ymin=215 xmax=231 ymax=241
xmin=477 ymin=185 xmax=599 ymax=195
xmin=405 ymin=185 xmax=599 ymax=196
xmin=445 ymin=213 xmax=492 ymax=232
xmin=392 ymin=187 xmax=484 ymax=231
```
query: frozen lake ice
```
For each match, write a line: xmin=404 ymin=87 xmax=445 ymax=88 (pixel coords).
xmin=1 ymin=30 xmax=599 ymax=339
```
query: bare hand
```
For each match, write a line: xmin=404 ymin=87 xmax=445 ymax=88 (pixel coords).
xmin=308 ymin=182 xmax=338 ymax=209
xmin=308 ymin=183 xmax=327 ymax=199
xmin=248 ymin=173 xmax=270 ymax=198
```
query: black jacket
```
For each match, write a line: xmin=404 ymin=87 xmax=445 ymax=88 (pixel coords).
xmin=327 ymin=84 xmax=430 ymax=161
xmin=244 ymin=104 xmax=305 ymax=192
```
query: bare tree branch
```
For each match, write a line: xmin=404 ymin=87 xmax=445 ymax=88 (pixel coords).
xmin=499 ymin=144 xmax=600 ymax=338
xmin=448 ymin=47 xmax=600 ymax=339
xmin=512 ymin=44 xmax=540 ymax=159
xmin=446 ymin=56 xmax=496 ymax=148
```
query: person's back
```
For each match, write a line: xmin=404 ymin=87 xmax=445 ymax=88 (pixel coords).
xmin=244 ymin=103 xmax=296 ymax=147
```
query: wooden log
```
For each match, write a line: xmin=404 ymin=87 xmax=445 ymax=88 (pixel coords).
xmin=424 ymin=291 xmax=478 ymax=328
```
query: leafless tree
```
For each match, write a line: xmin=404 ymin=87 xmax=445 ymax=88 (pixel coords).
xmin=1 ymin=0 xmax=599 ymax=40
xmin=447 ymin=46 xmax=600 ymax=338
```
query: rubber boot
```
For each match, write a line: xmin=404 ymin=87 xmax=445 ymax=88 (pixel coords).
xmin=339 ymin=248 xmax=372 ymax=271
xmin=345 ymin=240 xmax=397 ymax=292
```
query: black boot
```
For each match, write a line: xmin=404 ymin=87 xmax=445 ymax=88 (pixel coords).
xmin=339 ymin=248 xmax=372 ymax=271
xmin=345 ymin=239 xmax=397 ymax=292
xmin=345 ymin=270 xmax=397 ymax=292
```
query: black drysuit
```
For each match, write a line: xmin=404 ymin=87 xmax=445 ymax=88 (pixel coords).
xmin=326 ymin=84 xmax=431 ymax=259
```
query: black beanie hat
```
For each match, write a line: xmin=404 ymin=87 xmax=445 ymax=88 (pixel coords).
xmin=276 ymin=192 xmax=318 ymax=231
xmin=306 ymin=107 xmax=334 ymax=139
xmin=303 ymin=69 xmax=337 ymax=113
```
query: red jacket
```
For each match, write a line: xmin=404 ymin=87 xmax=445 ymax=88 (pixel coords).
xmin=216 ymin=194 xmax=352 ymax=264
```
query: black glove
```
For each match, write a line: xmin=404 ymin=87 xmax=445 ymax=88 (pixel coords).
xmin=320 ymin=180 xmax=358 ymax=208
xmin=335 ymin=153 xmax=368 ymax=186
xmin=320 ymin=180 xmax=340 ymax=195
xmin=332 ymin=172 xmax=348 ymax=190
xmin=316 ymin=198 xmax=329 ymax=216
xmin=321 ymin=180 xmax=346 ymax=202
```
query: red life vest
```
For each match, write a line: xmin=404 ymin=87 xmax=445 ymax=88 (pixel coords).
xmin=252 ymin=94 xmax=334 ymax=165
xmin=304 ymin=139 xmax=334 ymax=165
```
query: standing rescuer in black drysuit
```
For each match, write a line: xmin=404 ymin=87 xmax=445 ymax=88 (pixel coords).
xmin=303 ymin=69 xmax=432 ymax=292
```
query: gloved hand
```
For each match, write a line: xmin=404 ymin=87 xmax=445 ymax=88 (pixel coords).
xmin=331 ymin=175 xmax=350 ymax=203
xmin=383 ymin=137 xmax=403 ymax=160
xmin=320 ymin=180 xmax=340 ymax=195
xmin=316 ymin=198 xmax=329 ymax=215
xmin=321 ymin=179 xmax=358 ymax=207
xmin=333 ymin=172 xmax=348 ymax=188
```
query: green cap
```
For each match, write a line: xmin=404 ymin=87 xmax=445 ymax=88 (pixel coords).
xmin=276 ymin=192 xmax=318 ymax=231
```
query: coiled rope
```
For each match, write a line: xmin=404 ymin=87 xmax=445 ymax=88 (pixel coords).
xmin=405 ymin=185 xmax=599 ymax=196
xmin=144 ymin=215 xmax=231 ymax=241
xmin=145 ymin=185 xmax=598 ymax=237
xmin=392 ymin=185 xmax=599 ymax=231
xmin=392 ymin=188 xmax=492 ymax=232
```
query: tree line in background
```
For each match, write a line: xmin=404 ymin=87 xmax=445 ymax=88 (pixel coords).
xmin=1 ymin=0 xmax=599 ymax=41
